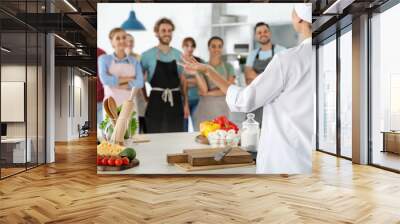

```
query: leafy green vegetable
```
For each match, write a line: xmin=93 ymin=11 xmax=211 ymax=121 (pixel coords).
xmin=99 ymin=105 xmax=138 ymax=139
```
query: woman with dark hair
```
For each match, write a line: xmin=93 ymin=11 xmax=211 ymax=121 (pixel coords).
xmin=182 ymin=37 xmax=203 ymax=131
xmin=191 ymin=36 xmax=236 ymax=131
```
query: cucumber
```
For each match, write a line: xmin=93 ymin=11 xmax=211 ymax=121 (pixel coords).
xmin=119 ymin=147 xmax=136 ymax=160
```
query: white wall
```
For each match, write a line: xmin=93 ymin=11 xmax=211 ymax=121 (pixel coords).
xmin=54 ymin=67 xmax=89 ymax=141
xmin=1 ymin=64 xmax=46 ymax=163
xmin=55 ymin=67 xmax=68 ymax=141
xmin=71 ymin=74 xmax=89 ymax=138
xmin=1 ymin=65 xmax=36 ymax=137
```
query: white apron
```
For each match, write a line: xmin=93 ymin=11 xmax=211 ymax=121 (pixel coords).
xmin=103 ymin=59 xmax=136 ymax=106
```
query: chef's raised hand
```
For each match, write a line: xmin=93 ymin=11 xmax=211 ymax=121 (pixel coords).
xmin=180 ymin=55 xmax=230 ymax=94
xmin=180 ymin=55 xmax=208 ymax=74
xmin=178 ymin=56 xmax=196 ymax=74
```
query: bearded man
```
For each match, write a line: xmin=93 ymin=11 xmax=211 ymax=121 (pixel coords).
xmin=141 ymin=18 xmax=189 ymax=133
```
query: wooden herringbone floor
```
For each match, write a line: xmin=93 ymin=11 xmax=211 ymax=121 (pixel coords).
xmin=0 ymin=135 xmax=400 ymax=224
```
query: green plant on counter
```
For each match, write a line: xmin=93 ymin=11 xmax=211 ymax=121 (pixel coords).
xmin=99 ymin=105 xmax=138 ymax=139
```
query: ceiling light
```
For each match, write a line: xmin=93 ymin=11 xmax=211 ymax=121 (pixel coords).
xmin=63 ymin=0 xmax=78 ymax=12
xmin=121 ymin=10 xmax=146 ymax=31
xmin=54 ymin=34 xmax=75 ymax=48
xmin=78 ymin=67 xmax=92 ymax=76
xmin=1 ymin=47 xmax=11 ymax=53
xmin=323 ymin=0 xmax=355 ymax=15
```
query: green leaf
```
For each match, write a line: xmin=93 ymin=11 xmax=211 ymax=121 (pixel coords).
xmin=100 ymin=105 xmax=138 ymax=138
xmin=99 ymin=115 xmax=109 ymax=130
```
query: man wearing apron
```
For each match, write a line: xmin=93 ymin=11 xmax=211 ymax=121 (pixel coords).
xmin=244 ymin=22 xmax=286 ymax=125
xmin=141 ymin=18 xmax=189 ymax=133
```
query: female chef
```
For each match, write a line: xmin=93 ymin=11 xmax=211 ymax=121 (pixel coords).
xmin=182 ymin=4 xmax=313 ymax=174
xmin=192 ymin=36 xmax=236 ymax=131
xmin=98 ymin=28 xmax=144 ymax=107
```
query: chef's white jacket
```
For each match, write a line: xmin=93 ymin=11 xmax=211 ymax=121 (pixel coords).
xmin=226 ymin=38 xmax=313 ymax=174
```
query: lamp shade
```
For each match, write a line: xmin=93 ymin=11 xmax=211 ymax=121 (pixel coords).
xmin=121 ymin=10 xmax=145 ymax=31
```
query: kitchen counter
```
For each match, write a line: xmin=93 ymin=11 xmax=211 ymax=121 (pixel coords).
xmin=97 ymin=132 xmax=256 ymax=174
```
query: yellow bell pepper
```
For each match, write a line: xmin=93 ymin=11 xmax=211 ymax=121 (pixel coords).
xmin=200 ymin=121 xmax=221 ymax=137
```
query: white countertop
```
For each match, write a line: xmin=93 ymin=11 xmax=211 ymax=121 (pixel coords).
xmin=97 ymin=132 xmax=256 ymax=174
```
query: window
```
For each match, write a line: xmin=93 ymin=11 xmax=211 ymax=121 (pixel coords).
xmin=371 ymin=3 xmax=400 ymax=171
xmin=0 ymin=1 xmax=47 ymax=179
xmin=390 ymin=74 xmax=400 ymax=130
xmin=339 ymin=29 xmax=352 ymax=158
xmin=317 ymin=37 xmax=337 ymax=155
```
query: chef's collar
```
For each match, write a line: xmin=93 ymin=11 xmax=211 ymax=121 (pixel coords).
xmin=112 ymin=53 xmax=129 ymax=62
xmin=300 ymin=37 xmax=312 ymax=45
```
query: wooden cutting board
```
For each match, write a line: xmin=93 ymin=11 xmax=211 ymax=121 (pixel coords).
xmin=174 ymin=162 xmax=254 ymax=172
xmin=97 ymin=159 xmax=139 ymax=171
xmin=167 ymin=147 xmax=253 ymax=166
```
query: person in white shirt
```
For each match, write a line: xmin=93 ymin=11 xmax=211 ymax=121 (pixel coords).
xmin=181 ymin=4 xmax=313 ymax=174
xmin=245 ymin=22 xmax=286 ymax=125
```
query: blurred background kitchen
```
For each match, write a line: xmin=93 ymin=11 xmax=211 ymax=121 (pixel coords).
xmin=97 ymin=3 xmax=300 ymax=132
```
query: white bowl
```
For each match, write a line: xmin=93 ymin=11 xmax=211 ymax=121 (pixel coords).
xmin=207 ymin=130 xmax=240 ymax=148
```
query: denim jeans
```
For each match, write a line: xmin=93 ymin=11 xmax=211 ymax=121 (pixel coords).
xmin=184 ymin=99 xmax=199 ymax=132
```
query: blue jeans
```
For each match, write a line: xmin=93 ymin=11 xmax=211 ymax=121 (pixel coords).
xmin=184 ymin=99 xmax=199 ymax=132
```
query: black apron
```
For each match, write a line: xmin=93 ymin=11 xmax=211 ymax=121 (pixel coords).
xmin=145 ymin=50 xmax=184 ymax=133
xmin=253 ymin=45 xmax=275 ymax=74
xmin=251 ymin=45 xmax=275 ymax=126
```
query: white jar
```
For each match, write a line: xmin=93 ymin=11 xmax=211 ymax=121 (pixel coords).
xmin=240 ymin=113 xmax=260 ymax=152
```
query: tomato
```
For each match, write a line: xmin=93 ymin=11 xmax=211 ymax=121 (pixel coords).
xmin=107 ymin=157 xmax=116 ymax=166
xmin=97 ymin=156 xmax=103 ymax=165
xmin=228 ymin=121 xmax=238 ymax=128
xmin=122 ymin=157 xmax=130 ymax=165
xmin=228 ymin=124 xmax=238 ymax=132
xmin=115 ymin=159 xmax=123 ymax=167
xmin=213 ymin=115 xmax=228 ymax=126
xmin=211 ymin=115 xmax=239 ymax=132
xmin=101 ymin=157 xmax=108 ymax=166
